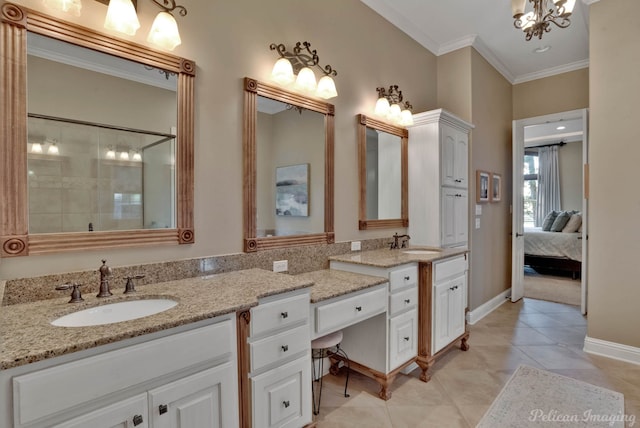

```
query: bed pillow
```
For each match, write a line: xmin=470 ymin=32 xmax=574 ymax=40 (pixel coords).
xmin=550 ymin=210 xmax=571 ymax=232
xmin=541 ymin=211 xmax=559 ymax=231
xmin=562 ymin=213 xmax=582 ymax=233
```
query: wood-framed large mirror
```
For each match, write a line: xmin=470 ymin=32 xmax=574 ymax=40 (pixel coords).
xmin=243 ymin=77 xmax=334 ymax=252
xmin=0 ymin=2 xmax=195 ymax=256
xmin=357 ymin=114 xmax=408 ymax=230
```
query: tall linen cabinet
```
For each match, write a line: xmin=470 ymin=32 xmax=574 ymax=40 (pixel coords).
xmin=407 ymin=109 xmax=474 ymax=248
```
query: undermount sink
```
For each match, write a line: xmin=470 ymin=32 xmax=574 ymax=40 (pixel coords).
xmin=51 ymin=299 xmax=178 ymax=327
xmin=402 ymin=250 xmax=442 ymax=255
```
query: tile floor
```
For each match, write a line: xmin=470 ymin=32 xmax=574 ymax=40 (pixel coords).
xmin=313 ymin=298 xmax=640 ymax=427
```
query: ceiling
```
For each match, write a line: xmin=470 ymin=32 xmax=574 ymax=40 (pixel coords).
xmin=361 ymin=0 xmax=590 ymax=84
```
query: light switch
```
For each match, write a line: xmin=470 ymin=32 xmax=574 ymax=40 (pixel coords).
xmin=475 ymin=218 xmax=481 ymax=229
xmin=475 ymin=204 xmax=482 ymax=216
xmin=351 ymin=241 xmax=361 ymax=251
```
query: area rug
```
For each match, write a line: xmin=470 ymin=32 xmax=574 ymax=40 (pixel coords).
xmin=524 ymin=267 xmax=581 ymax=306
xmin=477 ymin=365 xmax=627 ymax=427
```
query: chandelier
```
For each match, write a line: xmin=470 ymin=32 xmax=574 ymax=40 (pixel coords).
xmin=512 ymin=0 xmax=576 ymax=41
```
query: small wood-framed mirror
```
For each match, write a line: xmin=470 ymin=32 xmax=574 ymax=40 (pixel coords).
xmin=357 ymin=114 xmax=408 ymax=230
xmin=243 ymin=77 xmax=334 ymax=252
xmin=0 ymin=2 xmax=195 ymax=256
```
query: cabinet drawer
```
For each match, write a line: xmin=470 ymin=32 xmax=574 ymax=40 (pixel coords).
xmin=388 ymin=265 xmax=417 ymax=292
xmin=251 ymin=293 xmax=309 ymax=337
xmin=314 ymin=286 xmax=386 ymax=336
xmin=250 ymin=324 xmax=310 ymax=373
xmin=389 ymin=286 xmax=417 ymax=316
xmin=389 ymin=309 xmax=417 ymax=370
xmin=13 ymin=321 xmax=233 ymax=427
xmin=252 ymin=356 xmax=312 ymax=428
xmin=51 ymin=393 xmax=148 ymax=428
xmin=434 ymin=255 xmax=467 ymax=283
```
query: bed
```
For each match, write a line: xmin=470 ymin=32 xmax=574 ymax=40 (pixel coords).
xmin=524 ymin=227 xmax=582 ymax=279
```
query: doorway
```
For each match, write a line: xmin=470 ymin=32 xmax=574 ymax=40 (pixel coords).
xmin=511 ymin=109 xmax=589 ymax=314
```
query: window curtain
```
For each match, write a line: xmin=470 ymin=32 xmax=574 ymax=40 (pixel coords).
xmin=535 ymin=146 xmax=561 ymax=226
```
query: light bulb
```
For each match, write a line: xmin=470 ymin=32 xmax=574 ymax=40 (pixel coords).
xmin=104 ymin=0 xmax=140 ymax=36
xmin=294 ymin=67 xmax=317 ymax=92
xmin=271 ymin=58 xmax=295 ymax=85
xmin=42 ymin=0 xmax=81 ymax=17
xmin=132 ymin=151 xmax=142 ymax=161
xmin=374 ymin=97 xmax=390 ymax=116
xmin=48 ymin=143 xmax=59 ymax=155
xmin=120 ymin=151 xmax=129 ymax=160
xmin=316 ymin=75 xmax=338 ymax=99
xmin=31 ymin=142 xmax=43 ymax=154
xmin=387 ymin=104 xmax=402 ymax=123
xmin=147 ymin=12 xmax=181 ymax=51
xmin=400 ymin=109 xmax=414 ymax=126
xmin=106 ymin=148 xmax=116 ymax=159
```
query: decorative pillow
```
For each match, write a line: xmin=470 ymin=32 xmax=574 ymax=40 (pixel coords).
xmin=541 ymin=211 xmax=559 ymax=231
xmin=562 ymin=213 xmax=582 ymax=233
xmin=550 ymin=211 xmax=571 ymax=232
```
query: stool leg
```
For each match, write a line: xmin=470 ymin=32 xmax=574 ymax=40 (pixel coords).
xmin=335 ymin=345 xmax=350 ymax=398
xmin=312 ymin=348 xmax=325 ymax=415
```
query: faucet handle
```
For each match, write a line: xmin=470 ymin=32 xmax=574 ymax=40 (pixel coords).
xmin=124 ymin=274 xmax=145 ymax=294
xmin=56 ymin=283 xmax=84 ymax=303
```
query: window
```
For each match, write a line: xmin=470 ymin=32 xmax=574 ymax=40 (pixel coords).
xmin=523 ymin=153 xmax=538 ymax=228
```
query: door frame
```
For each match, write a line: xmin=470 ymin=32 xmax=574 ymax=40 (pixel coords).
xmin=511 ymin=109 xmax=589 ymax=314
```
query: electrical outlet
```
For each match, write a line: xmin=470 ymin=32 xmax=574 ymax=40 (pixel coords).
xmin=351 ymin=241 xmax=361 ymax=251
xmin=273 ymin=260 xmax=288 ymax=272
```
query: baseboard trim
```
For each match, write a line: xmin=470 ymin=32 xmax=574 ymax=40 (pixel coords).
xmin=466 ymin=289 xmax=511 ymax=325
xmin=583 ymin=336 xmax=640 ymax=366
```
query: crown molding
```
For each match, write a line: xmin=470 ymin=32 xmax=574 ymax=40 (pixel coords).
xmin=582 ymin=0 xmax=601 ymax=5
xmin=513 ymin=59 xmax=590 ymax=84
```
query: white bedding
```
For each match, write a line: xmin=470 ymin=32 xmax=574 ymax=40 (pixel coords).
xmin=524 ymin=227 xmax=582 ymax=262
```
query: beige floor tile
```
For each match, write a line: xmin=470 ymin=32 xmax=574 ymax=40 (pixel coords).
xmin=471 ymin=345 xmax=545 ymax=370
xmin=533 ymin=326 xmax=587 ymax=345
xmin=386 ymin=405 xmax=470 ymax=428
xmin=517 ymin=312 xmax=568 ymax=328
xmin=385 ymin=375 xmax=454 ymax=407
xmin=314 ymin=406 xmax=392 ymax=427
xmin=467 ymin=325 xmax=514 ymax=346
xmin=501 ymin=327 xmax=557 ymax=345
xmin=433 ymin=369 xmax=505 ymax=406
xmin=543 ymin=310 xmax=588 ymax=326
xmin=518 ymin=344 xmax=600 ymax=370
xmin=523 ymin=298 xmax=582 ymax=313
xmin=457 ymin=403 xmax=492 ymax=427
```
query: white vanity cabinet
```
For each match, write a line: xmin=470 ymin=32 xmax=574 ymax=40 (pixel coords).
xmin=243 ymin=289 xmax=312 ymax=428
xmin=5 ymin=316 xmax=238 ymax=428
xmin=408 ymin=109 xmax=474 ymax=248
xmin=432 ymin=255 xmax=468 ymax=354
xmin=328 ymin=261 xmax=418 ymax=400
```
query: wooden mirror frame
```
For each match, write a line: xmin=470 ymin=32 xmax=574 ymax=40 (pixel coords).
xmin=0 ymin=2 xmax=195 ymax=256
xmin=243 ymin=77 xmax=334 ymax=252
xmin=357 ymin=114 xmax=408 ymax=230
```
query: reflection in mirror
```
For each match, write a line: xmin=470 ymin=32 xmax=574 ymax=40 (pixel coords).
xmin=243 ymin=77 xmax=335 ymax=252
xmin=0 ymin=3 xmax=195 ymax=256
xmin=358 ymin=114 xmax=408 ymax=230
xmin=256 ymin=96 xmax=325 ymax=237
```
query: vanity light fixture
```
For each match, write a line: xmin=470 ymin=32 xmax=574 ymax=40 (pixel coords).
xmin=374 ymin=85 xmax=414 ymax=127
xmin=106 ymin=147 xmax=116 ymax=159
xmin=42 ymin=0 xmax=187 ymax=51
xmin=512 ymin=0 xmax=575 ymax=41
xmin=119 ymin=150 xmax=130 ymax=160
xmin=31 ymin=142 xmax=43 ymax=154
xmin=132 ymin=150 xmax=142 ymax=161
xmin=269 ymin=41 xmax=338 ymax=99
xmin=47 ymin=142 xmax=60 ymax=155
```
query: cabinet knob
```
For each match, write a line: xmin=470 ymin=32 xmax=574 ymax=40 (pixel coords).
xmin=281 ymin=311 xmax=288 ymax=319
xmin=404 ymin=299 xmax=411 ymax=304
xmin=281 ymin=345 xmax=289 ymax=352
xmin=283 ymin=400 xmax=290 ymax=408
xmin=133 ymin=415 xmax=144 ymax=426
xmin=355 ymin=306 xmax=362 ymax=312
xmin=404 ymin=275 xmax=410 ymax=280
xmin=404 ymin=336 xmax=410 ymax=341
xmin=455 ymin=179 xmax=462 ymax=183
xmin=159 ymin=404 xmax=168 ymax=415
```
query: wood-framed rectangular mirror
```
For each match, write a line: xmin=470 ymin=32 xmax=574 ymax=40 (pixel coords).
xmin=0 ymin=2 xmax=195 ymax=256
xmin=357 ymin=114 xmax=408 ymax=230
xmin=243 ymin=77 xmax=334 ymax=252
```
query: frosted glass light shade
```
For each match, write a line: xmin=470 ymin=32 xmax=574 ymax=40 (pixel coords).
xmin=295 ymin=67 xmax=317 ymax=92
xmin=106 ymin=148 xmax=116 ymax=159
xmin=132 ymin=151 xmax=142 ymax=161
xmin=31 ymin=142 xmax=43 ymax=154
xmin=387 ymin=103 xmax=402 ymax=123
xmin=48 ymin=143 xmax=59 ymax=155
xmin=104 ymin=0 xmax=140 ymax=36
xmin=400 ymin=109 xmax=414 ymax=126
xmin=120 ymin=151 xmax=129 ymax=160
xmin=42 ymin=0 xmax=82 ymax=16
xmin=316 ymin=75 xmax=337 ymax=99
xmin=271 ymin=58 xmax=295 ymax=85
xmin=374 ymin=97 xmax=390 ymax=116
xmin=147 ymin=12 xmax=182 ymax=51
xmin=511 ymin=0 xmax=526 ymax=17
xmin=559 ymin=0 xmax=576 ymax=16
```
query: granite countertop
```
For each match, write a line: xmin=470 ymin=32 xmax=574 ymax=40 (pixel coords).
xmin=297 ymin=269 xmax=388 ymax=304
xmin=329 ymin=246 xmax=468 ymax=268
xmin=0 ymin=268 xmax=312 ymax=370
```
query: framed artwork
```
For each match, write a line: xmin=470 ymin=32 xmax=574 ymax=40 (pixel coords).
xmin=491 ymin=173 xmax=502 ymax=202
xmin=476 ymin=170 xmax=490 ymax=203
xmin=275 ymin=164 xmax=309 ymax=216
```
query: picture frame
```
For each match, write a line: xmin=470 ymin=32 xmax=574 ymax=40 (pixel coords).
xmin=491 ymin=173 xmax=502 ymax=202
xmin=476 ymin=170 xmax=490 ymax=203
xmin=275 ymin=163 xmax=309 ymax=216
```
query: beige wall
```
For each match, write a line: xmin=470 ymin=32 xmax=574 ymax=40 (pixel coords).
xmin=2 ymin=0 xmax=438 ymax=279
xmin=558 ymin=142 xmax=583 ymax=212
xmin=437 ymin=49 xmax=472 ymax=122
xmin=513 ymin=68 xmax=589 ymax=120
xmin=588 ymin=0 xmax=640 ymax=348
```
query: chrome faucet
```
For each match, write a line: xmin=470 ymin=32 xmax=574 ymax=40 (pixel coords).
xmin=97 ymin=259 xmax=113 ymax=297
xmin=389 ymin=233 xmax=411 ymax=249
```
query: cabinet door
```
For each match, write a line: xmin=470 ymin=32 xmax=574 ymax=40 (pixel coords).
xmin=389 ymin=309 xmax=417 ymax=370
xmin=441 ymin=127 xmax=457 ymax=187
xmin=252 ymin=356 xmax=312 ymax=428
xmin=432 ymin=281 xmax=451 ymax=354
xmin=52 ymin=394 xmax=148 ymax=428
xmin=441 ymin=188 xmax=457 ymax=246
xmin=448 ymin=274 xmax=466 ymax=342
xmin=453 ymin=189 xmax=468 ymax=244
xmin=148 ymin=363 xmax=238 ymax=428
xmin=453 ymin=132 xmax=468 ymax=188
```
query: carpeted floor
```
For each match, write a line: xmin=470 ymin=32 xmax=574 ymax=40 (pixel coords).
xmin=524 ymin=266 xmax=581 ymax=306
xmin=477 ymin=364 xmax=626 ymax=427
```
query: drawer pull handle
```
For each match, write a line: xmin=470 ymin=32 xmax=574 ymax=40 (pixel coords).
xmin=355 ymin=306 xmax=362 ymax=312
xmin=404 ymin=299 xmax=411 ymax=304
xmin=133 ymin=415 xmax=144 ymax=426
xmin=159 ymin=404 xmax=168 ymax=415
xmin=283 ymin=400 xmax=290 ymax=408
xmin=282 ymin=345 xmax=289 ymax=352
xmin=281 ymin=311 xmax=288 ymax=319
xmin=404 ymin=276 xmax=410 ymax=280
xmin=404 ymin=337 xmax=410 ymax=341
